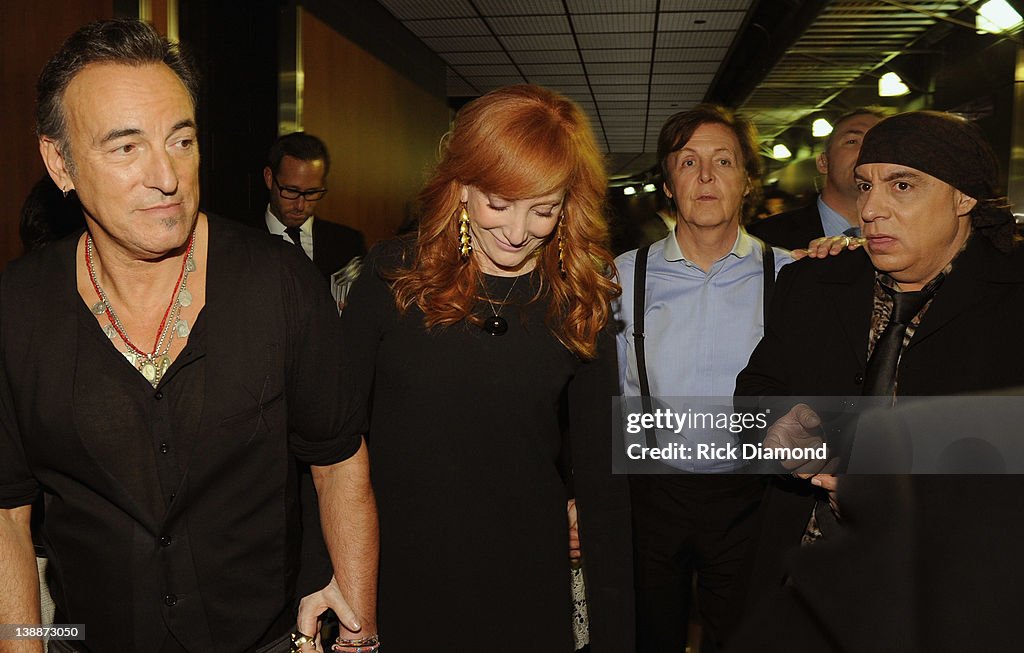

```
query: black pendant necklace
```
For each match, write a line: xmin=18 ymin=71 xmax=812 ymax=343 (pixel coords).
xmin=480 ymin=274 xmax=519 ymax=336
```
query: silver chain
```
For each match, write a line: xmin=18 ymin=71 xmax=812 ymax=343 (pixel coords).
xmin=86 ymin=231 xmax=196 ymax=366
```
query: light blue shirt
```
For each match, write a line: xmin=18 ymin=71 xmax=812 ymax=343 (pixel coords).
xmin=817 ymin=196 xmax=855 ymax=237
xmin=614 ymin=228 xmax=793 ymax=470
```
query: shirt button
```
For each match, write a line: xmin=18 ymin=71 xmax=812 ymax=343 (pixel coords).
xmin=854 ymin=373 xmax=864 ymax=385
xmin=164 ymin=594 xmax=177 ymax=607
xmin=159 ymin=535 xmax=173 ymax=547
xmin=160 ymin=443 xmax=169 ymax=454
xmin=155 ymin=391 xmax=164 ymax=400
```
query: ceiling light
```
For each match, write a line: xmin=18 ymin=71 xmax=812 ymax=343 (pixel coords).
xmin=623 ymin=186 xmax=637 ymax=196
xmin=977 ymin=0 xmax=1023 ymax=33
xmin=772 ymin=144 xmax=792 ymax=160
xmin=878 ymin=72 xmax=910 ymax=97
xmin=642 ymin=183 xmax=657 ymax=193
xmin=812 ymin=118 xmax=833 ymax=137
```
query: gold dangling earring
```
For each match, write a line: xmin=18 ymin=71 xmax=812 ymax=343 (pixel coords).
xmin=458 ymin=202 xmax=473 ymax=258
xmin=62 ymin=185 xmax=69 ymax=199
xmin=558 ymin=215 xmax=566 ymax=277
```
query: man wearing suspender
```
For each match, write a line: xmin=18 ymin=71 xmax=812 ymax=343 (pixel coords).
xmin=614 ymin=105 xmax=793 ymax=653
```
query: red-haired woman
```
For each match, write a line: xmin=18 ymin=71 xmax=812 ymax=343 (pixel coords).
xmin=340 ymin=85 xmax=633 ymax=651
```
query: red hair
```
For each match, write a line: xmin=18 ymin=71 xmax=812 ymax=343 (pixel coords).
xmin=390 ymin=84 xmax=618 ymax=359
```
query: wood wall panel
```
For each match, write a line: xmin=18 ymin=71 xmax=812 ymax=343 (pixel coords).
xmin=1 ymin=1 xmax=114 ymax=270
xmin=300 ymin=11 xmax=450 ymax=247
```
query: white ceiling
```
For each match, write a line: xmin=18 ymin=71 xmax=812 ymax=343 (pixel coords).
xmin=375 ymin=0 xmax=753 ymax=172
xmin=374 ymin=0 xmax=989 ymax=177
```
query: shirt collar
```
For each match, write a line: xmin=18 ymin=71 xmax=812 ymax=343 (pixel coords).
xmin=817 ymin=195 xmax=856 ymax=237
xmin=264 ymin=206 xmax=314 ymax=235
xmin=662 ymin=226 xmax=753 ymax=265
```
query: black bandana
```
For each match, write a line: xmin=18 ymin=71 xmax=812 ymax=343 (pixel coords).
xmin=857 ymin=111 xmax=1015 ymax=252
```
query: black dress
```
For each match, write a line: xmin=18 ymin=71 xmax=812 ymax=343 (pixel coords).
xmin=341 ymin=241 xmax=634 ymax=652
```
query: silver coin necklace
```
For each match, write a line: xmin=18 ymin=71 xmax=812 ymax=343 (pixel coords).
xmin=86 ymin=230 xmax=197 ymax=387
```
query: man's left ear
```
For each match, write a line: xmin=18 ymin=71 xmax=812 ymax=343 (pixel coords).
xmin=956 ymin=191 xmax=977 ymax=217
xmin=743 ymin=180 xmax=751 ymax=197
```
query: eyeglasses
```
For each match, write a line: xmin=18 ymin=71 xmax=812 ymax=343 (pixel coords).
xmin=273 ymin=174 xmax=327 ymax=201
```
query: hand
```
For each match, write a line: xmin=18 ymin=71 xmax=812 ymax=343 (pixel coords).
xmin=567 ymin=499 xmax=581 ymax=563
xmin=297 ymin=576 xmax=364 ymax=651
xmin=811 ymin=473 xmax=842 ymax=517
xmin=791 ymin=234 xmax=865 ymax=260
xmin=763 ymin=403 xmax=830 ymax=477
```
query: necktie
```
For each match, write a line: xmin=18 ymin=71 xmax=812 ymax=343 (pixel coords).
xmin=843 ymin=226 xmax=862 ymax=238
xmin=861 ymin=287 xmax=933 ymax=397
xmin=284 ymin=226 xmax=306 ymax=254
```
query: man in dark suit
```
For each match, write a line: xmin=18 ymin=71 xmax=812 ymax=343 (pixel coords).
xmin=264 ymin=132 xmax=366 ymax=279
xmin=748 ymin=108 xmax=884 ymax=250
xmin=734 ymin=111 xmax=1024 ymax=620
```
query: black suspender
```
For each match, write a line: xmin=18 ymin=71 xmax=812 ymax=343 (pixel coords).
xmin=631 ymin=238 xmax=776 ymax=450
xmin=632 ymin=245 xmax=657 ymax=448
xmin=760 ymin=238 xmax=775 ymax=317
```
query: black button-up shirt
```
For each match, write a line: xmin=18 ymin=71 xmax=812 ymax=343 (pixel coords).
xmin=0 ymin=216 xmax=366 ymax=652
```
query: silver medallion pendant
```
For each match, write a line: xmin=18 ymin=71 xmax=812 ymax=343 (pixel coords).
xmin=175 ymin=319 xmax=190 ymax=338
xmin=103 ymin=324 xmax=116 ymax=339
xmin=178 ymin=288 xmax=193 ymax=307
xmin=141 ymin=361 xmax=157 ymax=383
xmin=185 ymin=257 xmax=197 ymax=273
xmin=92 ymin=301 xmax=106 ymax=315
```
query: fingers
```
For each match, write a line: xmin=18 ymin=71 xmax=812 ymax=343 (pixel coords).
xmin=791 ymin=248 xmax=809 ymax=261
xmin=801 ymin=235 xmax=866 ymax=259
xmin=793 ymin=404 xmax=821 ymax=430
xmin=811 ymin=473 xmax=838 ymax=492
xmin=296 ymin=594 xmax=324 ymax=644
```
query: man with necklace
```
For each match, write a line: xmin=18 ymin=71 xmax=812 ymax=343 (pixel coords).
xmin=0 ymin=19 xmax=377 ymax=653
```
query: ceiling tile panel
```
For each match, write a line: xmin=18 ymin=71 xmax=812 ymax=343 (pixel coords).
xmin=586 ymin=62 xmax=650 ymax=75
xmin=594 ymin=99 xmax=647 ymax=108
xmin=499 ymin=34 xmax=577 ymax=50
xmin=376 ymin=0 xmax=476 ymax=20
xmin=511 ymin=50 xmax=582 ymax=64
xmin=651 ymin=72 xmax=714 ymax=85
xmin=422 ymin=35 xmax=503 ymax=51
xmin=655 ymin=31 xmax=733 ymax=48
xmin=525 ymin=74 xmax=590 ymax=85
xmin=654 ymin=47 xmax=728 ymax=62
xmin=581 ymin=49 xmax=652 ymax=63
xmin=441 ymin=51 xmax=513 ymax=65
xmin=660 ymin=0 xmax=752 ymax=10
xmin=463 ymin=75 xmax=528 ymax=86
xmin=488 ymin=15 xmax=572 ymax=35
xmin=474 ymin=0 xmax=563 ymax=15
xmin=588 ymin=74 xmax=648 ymax=86
xmin=589 ymin=62 xmax=651 ymax=77
xmin=547 ymin=86 xmax=593 ymax=97
xmin=518 ymin=62 xmax=587 ymax=76
xmin=592 ymin=90 xmax=648 ymax=100
xmin=659 ymin=11 xmax=746 ymax=32
xmin=452 ymin=64 xmax=523 ymax=76
xmin=403 ymin=17 xmax=490 ymax=38
xmin=568 ymin=0 xmax=656 ymax=11
xmin=652 ymin=61 xmax=719 ymax=74
xmin=571 ymin=13 xmax=656 ymax=33
xmin=578 ymin=33 xmax=654 ymax=49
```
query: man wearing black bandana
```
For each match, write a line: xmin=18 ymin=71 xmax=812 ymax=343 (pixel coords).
xmin=733 ymin=111 xmax=1024 ymax=625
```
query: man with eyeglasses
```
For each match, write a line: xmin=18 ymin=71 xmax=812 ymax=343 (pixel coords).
xmin=263 ymin=132 xmax=366 ymax=279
